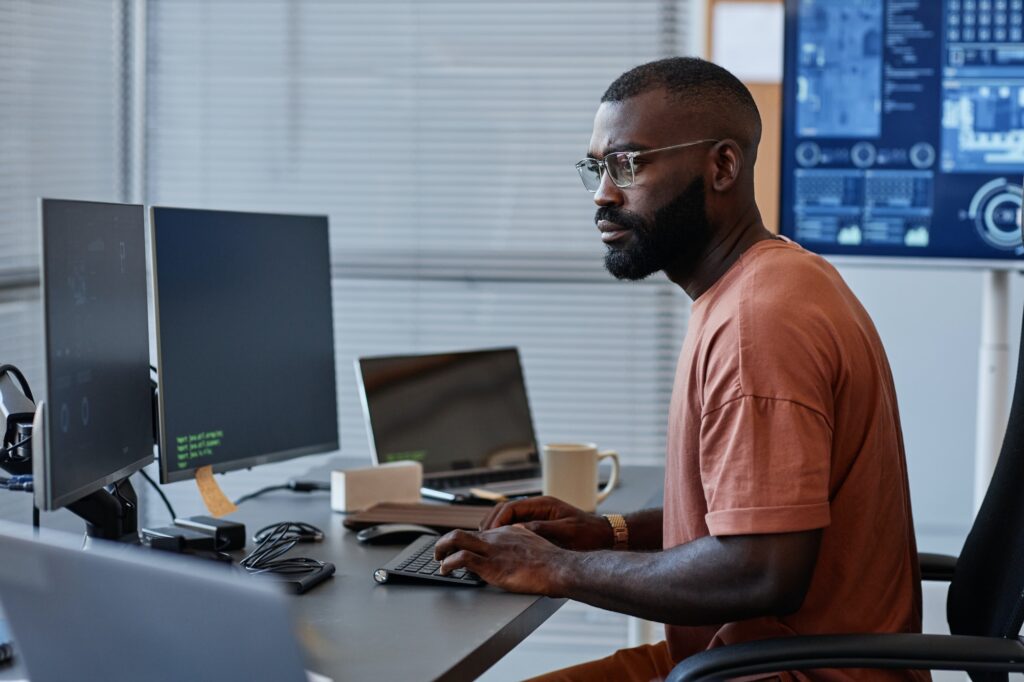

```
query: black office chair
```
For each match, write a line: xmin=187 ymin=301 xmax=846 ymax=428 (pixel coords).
xmin=668 ymin=305 xmax=1024 ymax=682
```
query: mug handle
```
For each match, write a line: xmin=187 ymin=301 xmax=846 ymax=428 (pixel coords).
xmin=595 ymin=450 xmax=620 ymax=504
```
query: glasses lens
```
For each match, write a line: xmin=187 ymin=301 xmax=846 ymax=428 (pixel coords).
xmin=576 ymin=159 xmax=602 ymax=192
xmin=605 ymin=153 xmax=632 ymax=188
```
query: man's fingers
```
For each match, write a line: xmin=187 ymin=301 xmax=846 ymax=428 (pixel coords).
xmin=481 ymin=500 xmax=531 ymax=529
xmin=481 ymin=497 xmax=563 ymax=530
xmin=438 ymin=549 xmax=484 ymax=575
xmin=480 ymin=502 xmax=512 ymax=530
xmin=434 ymin=529 xmax=490 ymax=560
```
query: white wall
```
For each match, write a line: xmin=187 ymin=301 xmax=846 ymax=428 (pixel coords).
xmin=837 ymin=265 xmax=1023 ymax=556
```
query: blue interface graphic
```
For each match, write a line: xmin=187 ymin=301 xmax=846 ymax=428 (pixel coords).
xmin=781 ymin=0 xmax=1024 ymax=260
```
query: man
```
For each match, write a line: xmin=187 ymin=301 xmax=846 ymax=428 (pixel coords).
xmin=435 ymin=57 xmax=927 ymax=681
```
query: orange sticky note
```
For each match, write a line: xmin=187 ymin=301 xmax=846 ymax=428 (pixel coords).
xmin=195 ymin=465 xmax=237 ymax=517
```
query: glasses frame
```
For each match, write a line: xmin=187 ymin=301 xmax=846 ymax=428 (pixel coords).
xmin=575 ymin=138 xmax=720 ymax=192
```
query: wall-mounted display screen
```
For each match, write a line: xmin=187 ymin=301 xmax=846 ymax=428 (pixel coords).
xmin=781 ymin=0 xmax=1024 ymax=263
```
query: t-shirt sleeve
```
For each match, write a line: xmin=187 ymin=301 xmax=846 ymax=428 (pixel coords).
xmin=699 ymin=395 xmax=833 ymax=536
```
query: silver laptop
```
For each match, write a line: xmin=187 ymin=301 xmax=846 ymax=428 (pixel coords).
xmin=0 ymin=522 xmax=309 ymax=682
xmin=356 ymin=347 xmax=547 ymax=501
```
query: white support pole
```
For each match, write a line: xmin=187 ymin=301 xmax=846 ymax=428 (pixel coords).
xmin=974 ymin=268 xmax=1011 ymax=513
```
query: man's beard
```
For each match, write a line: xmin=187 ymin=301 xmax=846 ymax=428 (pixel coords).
xmin=598 ymin=176 xmax=712 ymax=282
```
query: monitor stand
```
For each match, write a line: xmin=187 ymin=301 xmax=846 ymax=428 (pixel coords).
xmin=26 ymin=401 xmax=142 ymax=543
xmin=66 ymin=478 xmax=140 ymax=544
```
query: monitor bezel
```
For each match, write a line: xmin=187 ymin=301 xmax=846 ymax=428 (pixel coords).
xmin=36 ymin=198 xmax=155 ymax=511
xmin=150 ymin=206 xmax=339 ymax=485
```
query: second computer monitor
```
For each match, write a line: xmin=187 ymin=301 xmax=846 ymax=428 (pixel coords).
xmin=37 ymin=199 xmax=154 ymax=511
xmin=151 ymin=207 xmax=339 ymax=483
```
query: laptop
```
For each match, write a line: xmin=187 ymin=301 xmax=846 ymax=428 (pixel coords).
xmin=356 ymin=347 xmax=548 ymax=502
xmin=0 ymin=522 xmax=311 ymax=682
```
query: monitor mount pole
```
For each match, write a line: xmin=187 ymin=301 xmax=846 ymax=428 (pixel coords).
xmin=65 ymin=478 xmax=141 ymax=544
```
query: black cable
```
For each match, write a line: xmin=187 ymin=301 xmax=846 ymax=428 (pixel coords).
xmin=239 ymin=522 xmax=325 ymax=577
xmin=252 ymin=521 xmax=323 ymax=544
xmin=234 ymin=484 xmax=290 ymax=506
xmin=0 ymin=364 xmax=33 ymax=402
xmin=32 ymin=505 xmax=39 ymax=534
xmin=233 ymin=480 xmax=330 ymax=506
xmin=0 ymin=436 xmax=31 ymax=458
xmin=139 ymin=469 xmax=177 ymax=520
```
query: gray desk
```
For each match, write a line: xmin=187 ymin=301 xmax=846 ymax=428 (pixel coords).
xmin=0 ymin=464 xmax=664 ymax=681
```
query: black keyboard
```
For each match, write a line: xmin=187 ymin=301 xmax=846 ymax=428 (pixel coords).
xmin=373 ymin=534 xmax=484 ymax=586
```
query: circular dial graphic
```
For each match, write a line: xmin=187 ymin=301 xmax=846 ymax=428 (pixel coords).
xmin=967 ymin=178 xmax=1023 ymax=251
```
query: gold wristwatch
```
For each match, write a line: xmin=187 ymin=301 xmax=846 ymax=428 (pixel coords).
xmin=603 ymin=513 xmax=629 ymax=550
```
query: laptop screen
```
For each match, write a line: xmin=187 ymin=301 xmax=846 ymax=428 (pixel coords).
xmin=357 ymin=348 xmax=538 ymax=474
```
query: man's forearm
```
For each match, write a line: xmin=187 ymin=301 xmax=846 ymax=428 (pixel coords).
xmin=622 ymin=508 xmax=663 ymax=550
xmin=552 ymin=530 xmax=820 ymax=626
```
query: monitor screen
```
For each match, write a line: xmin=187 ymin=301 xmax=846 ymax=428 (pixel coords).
xmin=357 ymin=348 xmax=538 ymax=474
xmin=152 ymin=207 xmax=338 ymax=483
xmin=37 ymin=199 xmax=154 ymax=510
xmin=780 ymin=0 xmax=1024 ymax=262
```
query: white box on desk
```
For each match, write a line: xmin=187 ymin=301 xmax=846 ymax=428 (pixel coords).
xmin=330 ymin=461 xmax=422 ymax=512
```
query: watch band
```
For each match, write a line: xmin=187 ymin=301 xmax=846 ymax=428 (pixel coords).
xmin=603 ymin=513 xmax=629 ymax=550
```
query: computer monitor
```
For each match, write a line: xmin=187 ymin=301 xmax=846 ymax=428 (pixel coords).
xmin=780 ymin=0 xmax=1024 ymax=265
xmin=34 ymin=199 xmax=154 ymax=517
xmin=151 ymin=207 xmax=338 ymax=484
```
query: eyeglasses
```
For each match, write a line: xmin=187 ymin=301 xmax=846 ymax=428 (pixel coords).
xmin=574 ymin=139 xmax=719 ymax=192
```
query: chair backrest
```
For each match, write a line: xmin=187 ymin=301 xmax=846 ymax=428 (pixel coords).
xmin=947 ymin=300 xmax=1024 ymax=681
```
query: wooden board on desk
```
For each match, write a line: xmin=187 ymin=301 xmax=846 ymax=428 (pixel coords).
xmin=342 ymin=502 xmax=489 ymax=531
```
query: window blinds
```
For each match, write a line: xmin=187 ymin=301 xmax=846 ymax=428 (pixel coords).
xmin=0 ymin=0 xmax=123 ymax=280
xmin=145 ymin=0 xmax=695 ymax=470
xmin=146 ymin=1 xmax=686 ymax=275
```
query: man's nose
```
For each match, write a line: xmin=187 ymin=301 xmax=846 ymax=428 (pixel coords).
xmin=593 ymin=170 xmax=624 ymax=207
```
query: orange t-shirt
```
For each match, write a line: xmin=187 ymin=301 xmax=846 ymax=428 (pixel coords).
xmin=663 ymin=238 xmax=929 ymax=682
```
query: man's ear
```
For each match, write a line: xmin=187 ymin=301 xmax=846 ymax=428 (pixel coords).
xmin=709 ymin=140 xmax=743 ymax=193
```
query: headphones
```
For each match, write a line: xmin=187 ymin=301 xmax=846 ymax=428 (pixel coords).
xmin=0 ymin=364 xmax=35 ymax=473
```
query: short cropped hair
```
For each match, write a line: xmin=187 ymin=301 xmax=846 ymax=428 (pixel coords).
xmin=602 ymin=57 xmax=762 ymax=154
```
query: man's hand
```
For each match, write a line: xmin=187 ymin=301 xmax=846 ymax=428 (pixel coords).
xmin=433 ymin=525 xmax=572 ymax=596
xmin=479 ymin=496 xmax=613 ymax=551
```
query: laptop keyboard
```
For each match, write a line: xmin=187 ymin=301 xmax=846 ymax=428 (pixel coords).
xmin=373 ymin=534 xmax=484 ymax=586
xmin=430 ymin=465 xmax=541 ymax=490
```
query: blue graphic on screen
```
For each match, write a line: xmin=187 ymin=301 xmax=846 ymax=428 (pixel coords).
xmin=781 ymin=0 xmax=1024 ymax=260
xmin=795 ymin=1 xmax=883 ymax=138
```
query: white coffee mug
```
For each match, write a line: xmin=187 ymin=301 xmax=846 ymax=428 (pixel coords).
xmin=542 ymin=443 xmax=620 ymax=512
